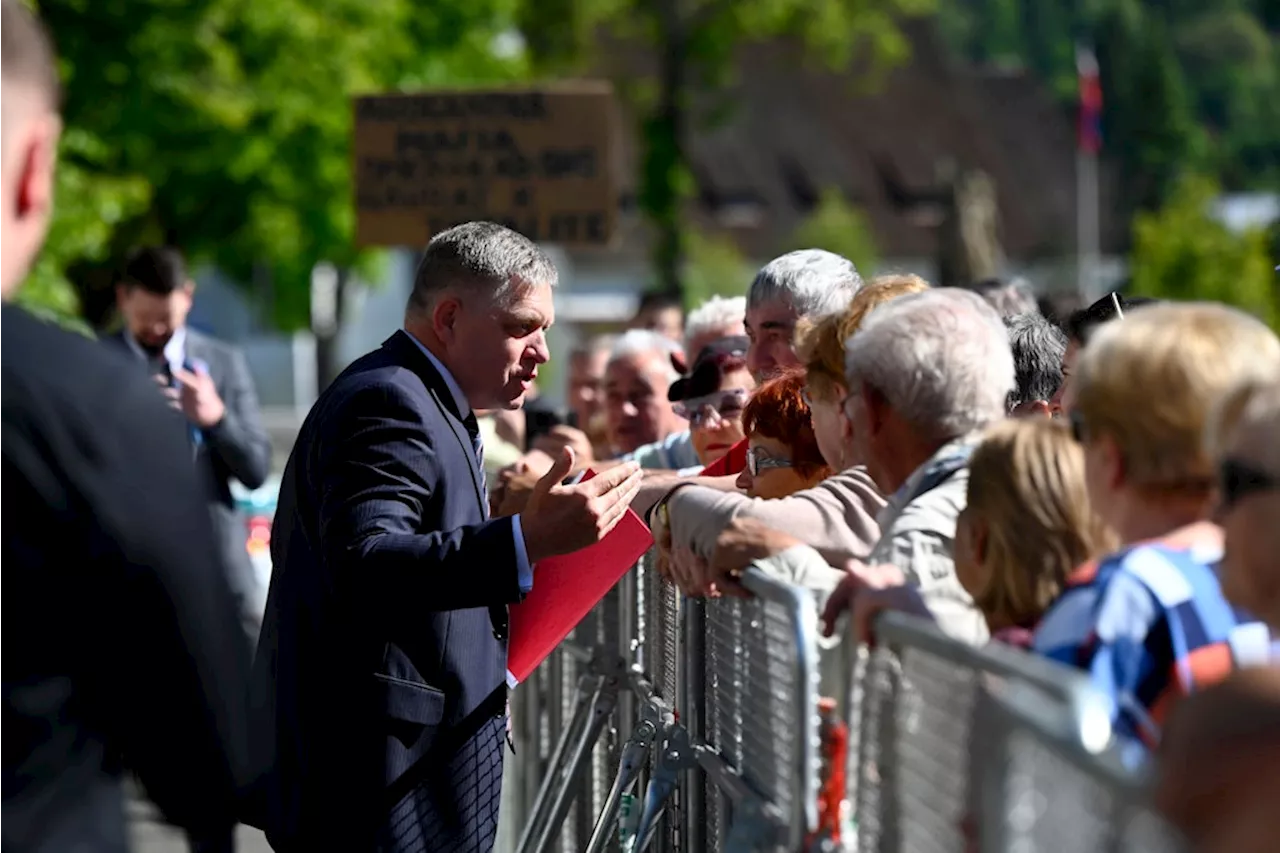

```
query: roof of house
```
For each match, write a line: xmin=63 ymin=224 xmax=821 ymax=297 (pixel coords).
xmin=587 ymin=20 xmax=1126 ymax=262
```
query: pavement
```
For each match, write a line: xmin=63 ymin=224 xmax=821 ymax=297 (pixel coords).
xmin=125 ymin=759 xmax=521 ymax=853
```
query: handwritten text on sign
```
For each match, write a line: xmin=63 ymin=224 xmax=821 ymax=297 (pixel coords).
xmin=353 ymin=87 xmax=617 ymax=248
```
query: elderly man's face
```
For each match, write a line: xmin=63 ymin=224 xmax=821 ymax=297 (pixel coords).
xmin=603 ymin=351 xmax=683 ymax=454
xmin=1216 ymin=424 xmax=1280 ymax=629
xmin=568 ymin=349 xmax=610 ymax=429
xmin=745 ymin=300 xmax=802 ymax=381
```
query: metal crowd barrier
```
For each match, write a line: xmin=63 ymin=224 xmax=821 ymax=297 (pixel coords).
xmin=849 ymin=613 xmax=1114 ymax=853
xmin=508 ymin=554 xmax=1188 ymax=853
xmin=971 ymin=685 xmax=1190 ymax=853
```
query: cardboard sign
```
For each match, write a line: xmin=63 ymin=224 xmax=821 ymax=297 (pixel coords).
xmin=353 ymin=83 xmax=618 ymax=248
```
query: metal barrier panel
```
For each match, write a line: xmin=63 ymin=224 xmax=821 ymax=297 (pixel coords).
xmin=697 ymin=567 xmax=822 ymax=851
xmin=972 ymin=687 xmax=1189 ymax=853
xmin=852 ymin=614 xmax=1111 ymax=853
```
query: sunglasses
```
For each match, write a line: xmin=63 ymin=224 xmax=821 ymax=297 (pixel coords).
xmin=673 ymin=388 xmax=749 ymax=428
xmin=1218 ymin=457 xmax=1278 ymax=511
xmin=746 ymin=446 xmax=794 ymax=477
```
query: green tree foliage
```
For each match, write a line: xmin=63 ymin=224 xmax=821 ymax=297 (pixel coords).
xmin=1131 ymin=175 xmax=1278 ymax=328
xmin=519 ymin=0 xmax=931 ymax=300
xmin=32 ymin=0 xmax=528 ymax=329
xmin=785 ymin=187 xmax=879 ymax=275
xmin=682 ymin=231 xmax=753 ymax=310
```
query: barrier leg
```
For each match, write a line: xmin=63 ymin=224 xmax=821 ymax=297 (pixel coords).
xmin=586 ymin=704 xmax=664 ymax=853
xmin=634 ymin=725 xmax=697 ymax=853
xmin=529 ymin=676 xmax=621 ymax=853
xmin=517 ymin=673 xmax=600 ymax=853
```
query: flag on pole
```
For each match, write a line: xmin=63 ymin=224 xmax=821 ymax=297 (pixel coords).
xmin=1077 ymin=43 xmax=1103 ymax=154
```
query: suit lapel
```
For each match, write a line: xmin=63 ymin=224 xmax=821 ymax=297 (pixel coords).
xmin=383 ymin=332 xmax=488 ymax=519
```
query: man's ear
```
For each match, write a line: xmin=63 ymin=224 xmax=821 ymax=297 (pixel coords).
xmin=1102 ymin=434 xmax=1127 ymax=491
xmin=17 ymin=114 xmax=59 ymax=222
xmin=861 ymin=381 xmax=890 ymax=437
xmin=1024 ymin=399 xmax=1053 ymax=419
xmin=432 ymin=296 xmax=462 ymax=342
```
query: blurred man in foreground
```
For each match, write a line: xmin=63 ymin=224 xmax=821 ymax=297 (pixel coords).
xmin=1 ymin=2 xmax=251 ymax=850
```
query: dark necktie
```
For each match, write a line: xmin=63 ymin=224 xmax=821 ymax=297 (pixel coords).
xmin=463 ymin=413 xmax=488 ymax=504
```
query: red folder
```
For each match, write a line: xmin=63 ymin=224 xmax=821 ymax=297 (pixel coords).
xmin=506 ymin=470 xmax=654 ymax=686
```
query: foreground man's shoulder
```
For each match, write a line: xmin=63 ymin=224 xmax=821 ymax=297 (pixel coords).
xmin=2 ymin=307 xmax=155 ymax=414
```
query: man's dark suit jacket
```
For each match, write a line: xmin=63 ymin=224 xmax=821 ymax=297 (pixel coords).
xmin=105 ymin=328 xmax=272 ymax=633
xmin=1 ymin=306 xmax=252 ymax=852
xmin=249 ymin=330 xmax=525 ymax=852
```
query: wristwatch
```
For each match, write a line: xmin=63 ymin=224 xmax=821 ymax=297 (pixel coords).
xmin=652 ymin=497 xmax=674 ymax=551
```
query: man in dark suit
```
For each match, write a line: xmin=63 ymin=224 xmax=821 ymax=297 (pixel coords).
xmin=1 ymin=2 xmax=251 ymax=850
xmin=107 ymin=246 xmax=273 ymax=640
xmin=250 ymin=222 xmax=643 ymax=852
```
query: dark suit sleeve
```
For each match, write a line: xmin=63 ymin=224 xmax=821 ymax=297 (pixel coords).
xmin=318 ymin=383 xmax=524 ymax=610
xmin=205 ymin=346 xmax=271 ymax=489
xmin=4 ymin=368 xmax=253 ymax=834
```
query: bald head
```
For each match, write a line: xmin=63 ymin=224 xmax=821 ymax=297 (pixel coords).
xmin=1 ymin=0 xmax=62 ymax=298
xmin=2 ymin=0 xmax=59 ymax=125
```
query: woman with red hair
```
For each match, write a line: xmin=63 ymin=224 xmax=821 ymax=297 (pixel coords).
xmin=735 ymin=369 xmax=833 ymax=499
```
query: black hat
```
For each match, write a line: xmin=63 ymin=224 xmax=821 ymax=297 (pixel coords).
xmin=667 ymin=336 xmax=749 ymax=402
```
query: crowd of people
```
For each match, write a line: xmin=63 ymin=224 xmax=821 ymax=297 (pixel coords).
xmin=488 ymin=258 xmax=1280 ymax=849
xmin=4 ymin=1 xmax=1280 ymax=851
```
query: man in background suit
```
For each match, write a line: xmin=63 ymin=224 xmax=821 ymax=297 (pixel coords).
xmin=250 ymin=222 xmax=643 ymax=852
xmin=107 ymin=246 xmax=273 ymax=640
xmin=1 ymin=2 xmax=251 ymax=850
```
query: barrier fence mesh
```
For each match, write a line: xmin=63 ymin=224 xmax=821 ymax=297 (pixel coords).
xmin=510 ymin=563 xmax=1188 ymax=853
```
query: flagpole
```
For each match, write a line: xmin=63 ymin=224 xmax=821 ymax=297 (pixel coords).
xmin=1077 ymin=145 xmax=1100 ymax=305
xmin=1076 ymin=43 xmax=1102 ymax=306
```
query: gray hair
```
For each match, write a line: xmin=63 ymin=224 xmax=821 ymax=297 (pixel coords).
xmin=685 ymin=295 xmax=745 ymax=345
xmin=608 ymin=328 xmax=682 ymax=383
xmin=1004 ymin=312 xmax=1067 ymax=411
xmin=962 ymin=277 xmax=1039 ymax=319
xmin=406 ymin=221 xmax=558 ymax=316
xmin=844 ymin=288 xmax=1014 ymax=441
xmin=747 ymin=249 xmax=863 ymax=318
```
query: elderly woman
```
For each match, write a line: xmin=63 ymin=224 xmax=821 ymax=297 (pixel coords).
xmin=797 ymin=275 xmax=929 ymax=470
xmin=667 ymin=336 xmax=755 ymax=468
xmin=735 ymin=370 xmax=832 ymax=499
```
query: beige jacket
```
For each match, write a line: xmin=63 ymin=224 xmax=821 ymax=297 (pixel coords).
xmin=666 ymin=466 xmax=887 ymax=576
xmin=753 ymin=439 xmax=989 ymax=691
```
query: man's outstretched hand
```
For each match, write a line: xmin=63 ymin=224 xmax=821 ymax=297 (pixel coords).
xmin=519 ymin=448 xmax=643 ymax=564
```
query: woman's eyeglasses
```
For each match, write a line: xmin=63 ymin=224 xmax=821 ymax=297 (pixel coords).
xmin=674 ymin=389 xmax=749 ymax=428
xmin=1217 ymin=457 xmax=1278 ymax=511
xmin=745 ymin=446 xmax=794 ymax=477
